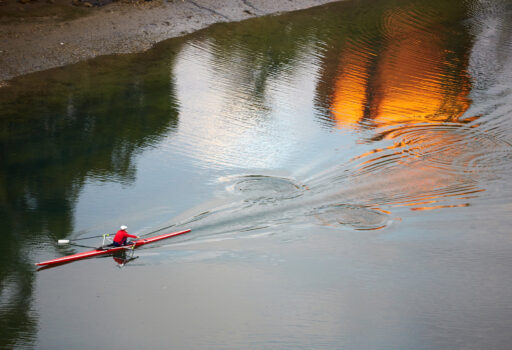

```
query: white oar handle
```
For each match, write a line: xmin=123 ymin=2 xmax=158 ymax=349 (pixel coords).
xmin=58 ymin=239 xmax=70 ymax=244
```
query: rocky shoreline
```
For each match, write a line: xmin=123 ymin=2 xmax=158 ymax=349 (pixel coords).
xmin=0 ymin=0 xmax=341 ymax=82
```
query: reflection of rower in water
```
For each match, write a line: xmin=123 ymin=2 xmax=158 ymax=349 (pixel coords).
xmin=112 ymin=252 xmax=138 ymax=267
xmin=113 ymin=225 xmax=140 ymax=247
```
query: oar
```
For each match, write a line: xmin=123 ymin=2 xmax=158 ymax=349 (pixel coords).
xmin=66 ymin=242 xmax=100 ymax=249
xmin=57 ymin=233 xmax=114 ymax=248
xmin=58 ymin=234 xmax=111 ymax=245
xmin=56 ymin=222 xmax=180 ymax=245
xmin=138 ymin=223 xmax=178 ymax=237
xmin=58 ymin=233 xmax=109 ymax=244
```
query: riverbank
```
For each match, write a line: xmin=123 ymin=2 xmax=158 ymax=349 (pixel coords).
xmin=0 ymin=0 xmax=340 ymax=82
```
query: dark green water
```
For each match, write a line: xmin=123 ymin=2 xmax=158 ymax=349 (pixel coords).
xmin=1 ymin=0 xmax=512 ymax=348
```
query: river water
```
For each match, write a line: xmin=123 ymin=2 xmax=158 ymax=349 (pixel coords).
xmin=1 ymin=0 xmax=512 ymax=348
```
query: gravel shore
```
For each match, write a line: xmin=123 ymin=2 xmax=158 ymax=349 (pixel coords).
xmin=0 ymin=0 xmax=340 ymax=82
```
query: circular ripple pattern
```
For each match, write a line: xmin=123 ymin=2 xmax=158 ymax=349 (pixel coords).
xmin=356 ymin=123 xmax=512 ymax=178
xmin=309 ymin=204 xmax=391 ymax=231
xmin=222 ymin=175 xmax=305 ymax=201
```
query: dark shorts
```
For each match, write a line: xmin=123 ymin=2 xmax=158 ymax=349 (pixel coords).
xmin=113 ymin=240 xmax=134 ymax=247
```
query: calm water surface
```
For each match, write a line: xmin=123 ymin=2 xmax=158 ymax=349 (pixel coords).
xmin=1 ymin=0 xmax=512 ymax=348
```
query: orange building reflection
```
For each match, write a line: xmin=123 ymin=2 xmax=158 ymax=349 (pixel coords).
xmin=329 ymin=8 xmax=471 ymax=129
xmin=325 ymin=7 xmax=480 ymax=211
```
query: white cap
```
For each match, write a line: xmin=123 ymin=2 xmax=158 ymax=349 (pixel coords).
xmin=120 ymin=225 xmax=128 ymax=230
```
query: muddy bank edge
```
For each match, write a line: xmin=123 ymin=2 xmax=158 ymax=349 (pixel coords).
xmin=0 ymin=0 xmax=342 ymax=82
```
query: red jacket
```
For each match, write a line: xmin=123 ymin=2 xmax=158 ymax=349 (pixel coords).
xmin=113 ymin=229 xmax=137 ymax=245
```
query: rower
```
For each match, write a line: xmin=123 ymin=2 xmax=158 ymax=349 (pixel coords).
xmin=113 ymin=225 xmax=140 ymax=247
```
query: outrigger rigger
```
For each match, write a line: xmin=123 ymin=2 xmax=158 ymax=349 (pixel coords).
xmin=35 ymin=229 xmax=191 ymax=267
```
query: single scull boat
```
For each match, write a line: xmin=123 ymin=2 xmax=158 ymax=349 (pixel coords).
xmin=36 ymin=229 xmax=191 ymax=267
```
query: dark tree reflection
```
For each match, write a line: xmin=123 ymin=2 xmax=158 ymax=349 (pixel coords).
xmin=0 ymin=40 xmax=183 ymax=348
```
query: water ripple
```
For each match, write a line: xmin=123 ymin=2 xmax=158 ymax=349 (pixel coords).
xmin=381 ymin=5 xmax=441 ymax=41
xmin=221 ymin=174 xmax=306 ymax=202
xmin=355 ymin=123 xmax=512 ymax=177
xmin=308 ymin=204 xmax=392 ymax=231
